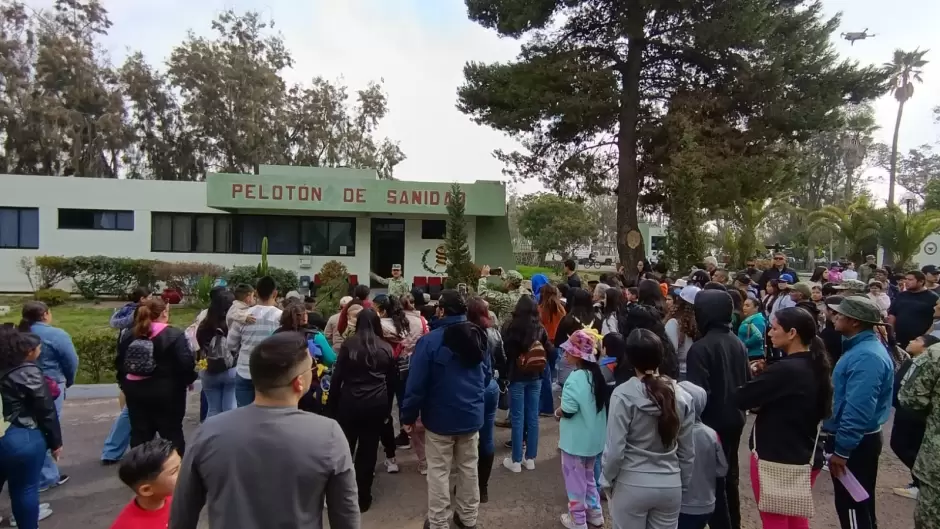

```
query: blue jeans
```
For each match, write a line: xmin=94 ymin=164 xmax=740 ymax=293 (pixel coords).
xmin=0 ymin=427 xmax=48 ymax=529
xmin=200 ymin=390 xmax=208 ymax=422
xmin=509 ymin=378 xmax=540 ymax=463
xmin=101 ymin=406 xmax=130 ymax=461
xmin=594 ymin=454 xmax=602 ymax=490
xmin=39 ymin=391 xmax=63 ymax=489
xmin=480 ymin=380 xmax=499 ymax=455
xmin=678 ymin=512 xmax=712 ymax=529
xmin=235 ymin=375 xmax=255 ymax=407
xmin=539 ymin=364 xmax=554 ymax=415
xmin=202 ymin=368 xmax=237 ymax=418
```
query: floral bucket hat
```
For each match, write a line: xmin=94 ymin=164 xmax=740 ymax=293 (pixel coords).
xmin=560 ymin=329 xmax=598 ymax=363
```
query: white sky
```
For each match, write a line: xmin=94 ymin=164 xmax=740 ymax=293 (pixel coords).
xmin=25 ymin=0 xmax=940 ymax=199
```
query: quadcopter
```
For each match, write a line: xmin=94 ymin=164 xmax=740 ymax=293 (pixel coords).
xmin=840 ymin=29 xmax=876 ymax=45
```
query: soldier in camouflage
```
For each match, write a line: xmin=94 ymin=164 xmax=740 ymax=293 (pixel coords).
xmin=900 ymin=342 xmax=940 ymax=529
xmin=477 ymin=266 xmax=529 ymax=322
xmin=371 ymin=263 xmax=410 ymax=298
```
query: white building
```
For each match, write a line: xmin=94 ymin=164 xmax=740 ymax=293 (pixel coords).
xmin=0 ymin=167 xmax=515 ymax=293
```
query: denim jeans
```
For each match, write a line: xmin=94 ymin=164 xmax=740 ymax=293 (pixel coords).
xmin=202 ymin=368 xmax=237 ymax=418
xmin=480 ymin=380 xmax=499 ymax=455
xmin=509 ymin=378 xmax=540 ymax=463
xmin=200 ymin=390 xmax=208 ymax=422
xmin=539 ymin=364 xmax=554 ymax=415
xmin=235 ymin=375 xmax=255 ymax=408
xmin=101 ymin=406 xmax=130 ymax=461
xmin=39 ymin=391 xmax=63 ymax=489
xmin=0 ymin=426 xmax=48 ymax=529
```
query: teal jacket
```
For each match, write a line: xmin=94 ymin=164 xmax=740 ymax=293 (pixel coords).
xmin=737 ymin=313 xmax=767 ymax=360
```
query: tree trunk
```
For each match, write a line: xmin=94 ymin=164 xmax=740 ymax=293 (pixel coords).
xmin=616 ymin=20 xmax=647 ymax=272
xmin=888 ymin=98 xmax=906 ymax=206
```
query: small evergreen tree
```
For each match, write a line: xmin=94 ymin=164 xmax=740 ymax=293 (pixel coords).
xmin=444 ymin=182 xmax=477 ymax=288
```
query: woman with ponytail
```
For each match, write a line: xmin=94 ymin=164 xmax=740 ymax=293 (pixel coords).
xmin=736 ymin=306 xmax=832 ymax=529
xmin=603 ymin=329 xmax=695 ymax=529
xmin=116 ymin=298 xmax=196 ymax=454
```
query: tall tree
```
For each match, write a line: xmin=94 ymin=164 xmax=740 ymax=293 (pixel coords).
xmin=878 ymin=206 xmax=940 ymax=269
xmin=444 ymin=183 xmax=476 ymax=289
xmin=457 ymin=0 xmax=884 ymax=267
xmin=806 ymin=197 xmax=880 ymax=263
xmin=884 ymin=48 xmax=929 ymax=206
xmin=518 ymin=193 xmax=598 ymax=264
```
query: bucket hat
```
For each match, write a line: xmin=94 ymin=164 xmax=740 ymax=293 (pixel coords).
xmin=827 ymin=295 xmax=884 ymax=325
xmin=560 ymin=329 xmax=598 ymax=363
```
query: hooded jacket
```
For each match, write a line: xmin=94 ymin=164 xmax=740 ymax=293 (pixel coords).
xmin=400 ymin=315 xmax=487 ymax=436
xmin=678 ymin=381 xmax=728 ymax=515
xmin=531 ymin=273 xmax=550 ymax=303
xmin=737 ymin=312 xmax=767 ymax=360
xmin=686 ymin=290 xmax=750 ymax=434
xmin=602 ymin=376 xmax=695 ymax=491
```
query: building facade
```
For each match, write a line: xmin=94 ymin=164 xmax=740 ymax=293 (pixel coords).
xmin=0 ymin=166 xmax=515 ymax=293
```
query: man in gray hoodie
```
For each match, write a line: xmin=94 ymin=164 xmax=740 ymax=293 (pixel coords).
xmin=678 ymin=381 xmax=728 ymax=529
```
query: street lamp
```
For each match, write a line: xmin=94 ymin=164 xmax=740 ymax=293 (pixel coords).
xmin=902 ymin=193 xmax=917 ymax=215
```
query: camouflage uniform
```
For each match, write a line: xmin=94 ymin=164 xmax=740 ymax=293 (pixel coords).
xmin=373 ymin=274 xmax=410 ymax=298
xmin=899 ymin=343 xmax=940 ymax=529
xmin=478 ymin=270 xmax=529 ymax=323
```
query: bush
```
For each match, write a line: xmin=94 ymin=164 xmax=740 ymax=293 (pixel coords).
xmin=225 ymin=266 xmax=299 ymax=294
xmin=74 ymin=328 xmax=118 ymax=383
xmin=153 ymin=261 xmax=227 ymax=299
xmin=34 ymin=288 xmax=70 ymax=307
xmin=33 ymin=256 xmax=71 ymax=290
xmin=319 ymin=260 xmax=349 ymax=284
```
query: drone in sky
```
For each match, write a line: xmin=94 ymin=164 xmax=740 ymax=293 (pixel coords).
xmin=840 ymin=29 xmax=877 ymax=45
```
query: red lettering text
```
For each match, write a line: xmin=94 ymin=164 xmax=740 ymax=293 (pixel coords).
xmin=286 ymin=185 xmax=296 ymax=200
xmin=355 ymin=188 xmax=365 ymax=203
xmin=387 ymin=190 xmax=397 ymax=204
xmin=259 ymin=185 xmax=269 ymax=200
xmin=232 ymin=183 xmax=243 ymax=198
xmin=245 ymin=184 xmax=256 ymax=199
xmin=311 ymin=187 xmax=322 ymax=201
xmin=299 ymin=186 xmax=309 ymax=201
xmin=430 ymin=191 xmax=440 ymax=205
xmin=272 ymin=185 xmax=283 ymax=200
xmin=412 ymin=191 xmax=423 ymax=204
xmin=343 ymin=188 xmax=354 ymax=202
xmin=399 ymin=190 xmax=409 ymax=204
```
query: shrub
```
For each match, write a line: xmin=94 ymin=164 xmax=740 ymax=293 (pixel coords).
xmin=74 ymin=328 xmax=118 ymax=383
xmin=225 ymin=266 xmax=299 ymax=295
xmin=34 ymin=288 xmax=70 ymax=307
xmin=319 ymin=260 xmax=349 ymax=284
xmin=153 ymin=261 xmax=227 ymax=299
xmin=33 ymin=256 xmax=71 ymax=290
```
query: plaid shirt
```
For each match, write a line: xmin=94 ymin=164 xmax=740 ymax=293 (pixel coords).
xmin=228 ymin=305 xmax=283 ymax=380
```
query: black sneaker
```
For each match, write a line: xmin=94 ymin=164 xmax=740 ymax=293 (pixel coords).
xmin=38 ymin=474 xmax=69 ymax=493
xmin=101 ymin=459 xmax=121 ymax=466
xmin=395 ymin=432 xmax=411 ymax=450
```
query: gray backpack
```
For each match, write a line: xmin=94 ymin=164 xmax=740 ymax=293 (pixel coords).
xmin=123 ymin=337 xmax=156 ymax=376
xmin=204 ymin=330 xmax=235 ymax=374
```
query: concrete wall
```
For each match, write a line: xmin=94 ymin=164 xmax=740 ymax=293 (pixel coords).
xmin=0 ymin=175 xmax=484 ymax=293
xmin=914 ymin=233 xmax=940 ymax=268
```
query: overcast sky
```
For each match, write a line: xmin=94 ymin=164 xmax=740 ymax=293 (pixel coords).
xmin=28 ymin=0 xmax=940 ymax=198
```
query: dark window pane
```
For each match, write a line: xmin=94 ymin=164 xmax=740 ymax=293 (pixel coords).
xmin=421 ymin=220 xmax=446 ymax=239
xmin=240 ymin=216 xmax=264 ymax=254
xmin=0 ymin=209 xmax=19 ymax=248
xmin=328 ymin=220 xmax=355 ymax=256
xmin=215 ymin=217 xmax=232 ymax=253
xmin=300 ymin=219 xmax=328 ymax=255
xmin=116 ymin=211 xmax=134 ymax=231
xmin=171 ymin=215 xmax=193 ymax=252
xmin=267 ymin=217 xmax=299 ymax=254
xmin=152 ymin=214 xmax=172 ymax=251
xmin=19 ymin=209 xmax=38 ymax=248
xmin=195 ymin=217 xmax=215 ymax=253
xmin=94 ymin=211 xmax=116 ymax=229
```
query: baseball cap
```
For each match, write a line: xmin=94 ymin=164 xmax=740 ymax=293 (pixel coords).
xmin=734 ymin=272 xmax=752 ymax=285
xmin=922 ymin=265 xmax=939 ymax=275
xmin=790 ymin=282 xmax=812 ymax=299
xmin=778 ymin=273 xmax=795 ymax=284
xmin=679 ymin=285 xmax=701 ymax=305
xmin=391 ymin=264 xmax=402 ymax=271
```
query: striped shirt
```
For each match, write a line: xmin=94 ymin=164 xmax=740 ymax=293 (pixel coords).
xmin=229 ymin=305 xmax=283 ymax=380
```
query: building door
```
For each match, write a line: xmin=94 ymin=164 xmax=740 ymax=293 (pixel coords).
xmin=370 ymin=219 xmax=405 ymax=288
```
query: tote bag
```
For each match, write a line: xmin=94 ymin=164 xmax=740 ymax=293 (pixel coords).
xmin=753 ymin=423 xmax=821 ymax=518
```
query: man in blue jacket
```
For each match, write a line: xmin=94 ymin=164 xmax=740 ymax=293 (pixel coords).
xmin=401 ymin=290 xmax=487 ymax=529
xmin=824 ymin=296 xmax=895 ymax=529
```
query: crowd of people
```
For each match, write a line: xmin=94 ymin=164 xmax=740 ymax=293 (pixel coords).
xmin=2 ymin=253 xmax=940 ymax=529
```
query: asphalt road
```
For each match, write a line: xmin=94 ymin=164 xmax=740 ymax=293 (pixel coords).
xmin=3 ymin=393 xmax=918 ymax=529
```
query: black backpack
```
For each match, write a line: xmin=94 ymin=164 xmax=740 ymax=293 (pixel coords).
xmin=204 ymin=329 xmax=236 ymax=374
xmin=123 ymin=336 xmax=156 ymax=376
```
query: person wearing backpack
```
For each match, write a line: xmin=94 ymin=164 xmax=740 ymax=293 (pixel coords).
xmin=274 ymin=300 xmax=336 ymax=415
xmin=117 ymin=298 xmax=196 ymax=454
xmin=501 ymin=295 xmax=555 ymax=473
xmin=195 ymin=290 xmax=239 ymax=419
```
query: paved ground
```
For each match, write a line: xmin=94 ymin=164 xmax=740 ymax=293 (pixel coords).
xmin=3 ymin=393 xmax=918 ymax=529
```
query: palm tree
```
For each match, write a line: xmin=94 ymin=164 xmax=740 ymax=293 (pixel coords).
xmin=884 ymin=48 xmax=930 ymax=206
xmin=878 ymin=206 xmax=940 ymax=270
xmin=806 ymin=198 xmax=880 ymax=263
xmin=719 ymin=199 xmax=785 ymax=268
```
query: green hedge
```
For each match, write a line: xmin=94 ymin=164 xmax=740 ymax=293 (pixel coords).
xmin=225 ymin=266 xmax=299 ymax=294
xmin=73 ymin=329 xmax=118 ymax=384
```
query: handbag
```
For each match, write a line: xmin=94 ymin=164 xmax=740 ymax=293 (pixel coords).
xmin=752 ymin=422 xmax=821 ymax=518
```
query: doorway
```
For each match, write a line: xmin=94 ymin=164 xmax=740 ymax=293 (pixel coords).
xmin=370 ymin=219 xmax=405 ymax=288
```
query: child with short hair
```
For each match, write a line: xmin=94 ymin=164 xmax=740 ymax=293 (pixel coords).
xmin=110 ymin=439 xmax=181 ymax=529
xmin=677 ymin=381 xmax=728 ymax=529
xmin=227 ymin=284 xmax=257 ymax=329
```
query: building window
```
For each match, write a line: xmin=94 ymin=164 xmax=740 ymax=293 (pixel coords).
xmin=58 ymin=209 xmax=134 ymax=231
xmin=152 ymin=213 xmax=231 ymax=253
xmin=0 ymin=207 xmax=39 ymax=249
xmin=152 ymin=212 xmax=353 ymax=256
xmin=421 ymin=219 xmax=447 ymax=239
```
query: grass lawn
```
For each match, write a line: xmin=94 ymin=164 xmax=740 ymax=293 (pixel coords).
xmin=0 ymin=298 xmax=202 ymax=384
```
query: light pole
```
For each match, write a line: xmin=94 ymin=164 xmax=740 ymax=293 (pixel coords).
xmin=902 ymin=193 xmax=916 ymax=216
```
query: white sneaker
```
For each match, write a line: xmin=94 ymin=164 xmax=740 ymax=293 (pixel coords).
xmin=11 ymin=504 xmax=53 ymax=526
xmin=524 ymin=458 xmax=536 ymax=470
xmin=560 ymin=513 xmax=588 ymax=529
xmin=384 ymin=458 xmax=400 ymax=474
xmin=587 ymin=512 xmax=605 ymax=527
xmin=893 ymin=485 xmax=919 ymax=500
xmin=503 ymin=457 xmax=521 ymax=473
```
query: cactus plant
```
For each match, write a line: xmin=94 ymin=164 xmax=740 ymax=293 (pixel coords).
xmin=257 ymin=237 xmax=269 ymax=277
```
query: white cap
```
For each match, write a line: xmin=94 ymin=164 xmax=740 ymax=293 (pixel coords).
xmin=285 ymin=290 xmax=303 ymax=300
xmin=679 ymin=285 xmax=701 ymax=305
xmin=674 ymin=278 xmax=688 ymax=288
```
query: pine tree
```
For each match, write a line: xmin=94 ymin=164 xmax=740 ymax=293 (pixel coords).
xmin=444 ymin=182 xmax=477 ymax=289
